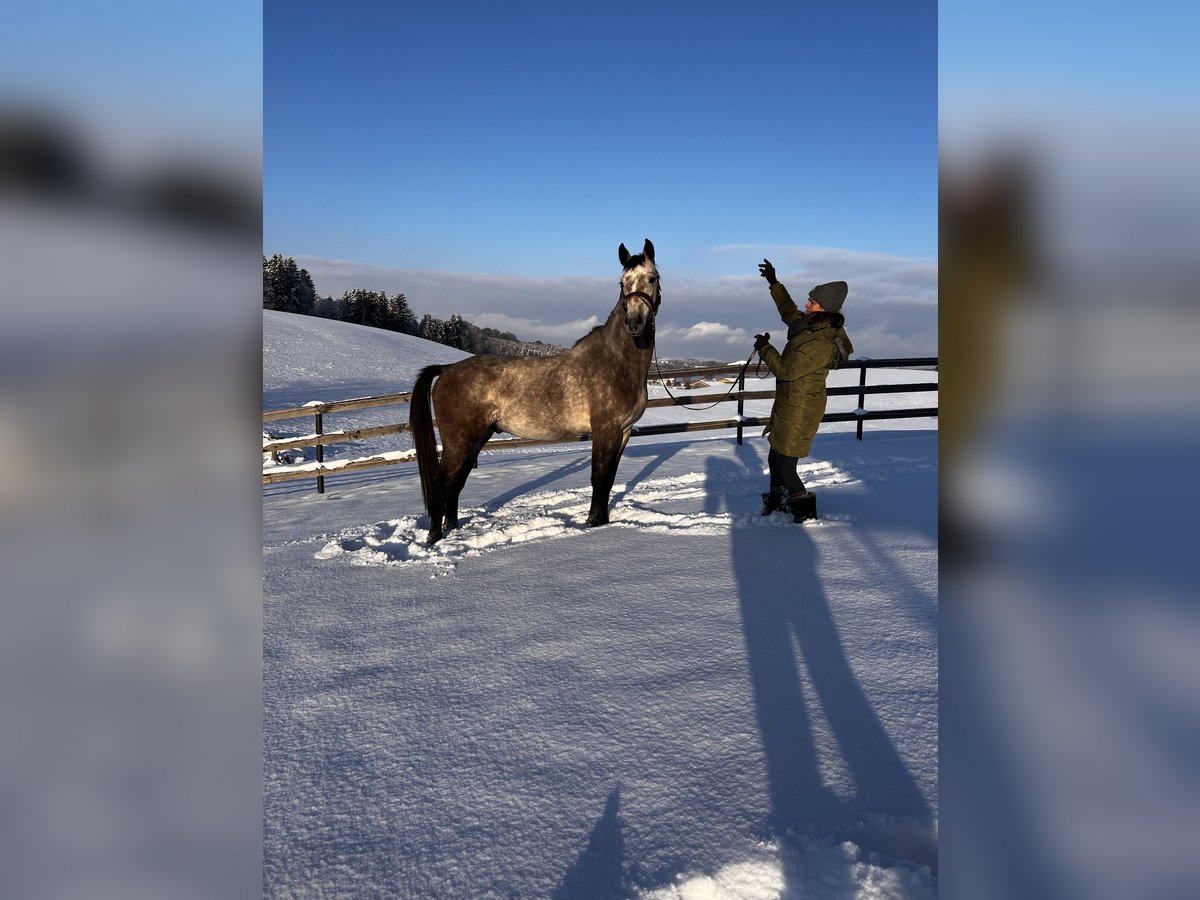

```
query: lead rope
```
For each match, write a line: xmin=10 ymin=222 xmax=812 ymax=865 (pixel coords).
xmin=651 ymin=344 xmax=767 ymax=412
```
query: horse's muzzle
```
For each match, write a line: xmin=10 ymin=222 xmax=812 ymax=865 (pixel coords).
xmin=623 ymin=293 xmax=655 ymax=336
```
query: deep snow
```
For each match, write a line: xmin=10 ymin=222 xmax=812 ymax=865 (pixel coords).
xmin=263 ymin=310 xmax=939 ymax=897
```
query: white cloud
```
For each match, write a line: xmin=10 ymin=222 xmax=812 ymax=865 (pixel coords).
xmin=290 ymin=249 xmax=937 ymax=361
xmin=658 ymin=321 xmax=750 ymax=345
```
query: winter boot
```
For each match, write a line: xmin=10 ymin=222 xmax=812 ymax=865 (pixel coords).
xmin=787 ymin=490 xmax=818 ymax=522
xmin=760 ymin=489 xmax=788 ymax=516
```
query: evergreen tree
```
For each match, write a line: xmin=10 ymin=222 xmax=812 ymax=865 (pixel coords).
xmin=263 ymin=254 xmax=317 ymax=315
xmin=263 ymin=254 xmax=287 ymax=311
xmin=338 ymin=289 xmax=361 ymax=324
xmin=263 ymin=255 xmax=280 ymax=310
xmin=296 ymin=266 xmax=317 ymax=315
xmin=457 ymin=317 xmax=486 ymax=353
xmin=359 ymin=291 xmax=383 ymax=328
xmin=446 ymin=313 xmax=467 ymax=350
xmin=339 ymin=289 xmax=389 ymax=328
xmin=418 ymin=313 xmax=447 ymax=344
xmin=386 ymin=293 xmax=417 ymax=335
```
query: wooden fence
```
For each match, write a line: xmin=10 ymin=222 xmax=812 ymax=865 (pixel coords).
xmin=263 ymin=358 xmax=938 ymax=492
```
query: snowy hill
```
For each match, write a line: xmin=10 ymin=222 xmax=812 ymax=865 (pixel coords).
xmin=264 ymin=309 xmax=471 ymax=410
xmin=263 ymin=311 xmax=939 ymax=897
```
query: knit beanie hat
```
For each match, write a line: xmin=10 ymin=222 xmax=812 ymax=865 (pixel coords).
xmin=808 ymin=281 xmax=847 ymax=314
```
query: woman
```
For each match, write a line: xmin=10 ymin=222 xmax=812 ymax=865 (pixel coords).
xmin=753 ymin=259 xmax=853 ymax=521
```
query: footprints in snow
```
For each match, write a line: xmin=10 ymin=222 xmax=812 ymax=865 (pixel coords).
xmin=315 ymin=464 xmax=859 ymax=571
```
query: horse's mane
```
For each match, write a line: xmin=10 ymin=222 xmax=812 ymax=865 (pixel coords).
xmin=572 ymin=325 xmax=605 ymax=348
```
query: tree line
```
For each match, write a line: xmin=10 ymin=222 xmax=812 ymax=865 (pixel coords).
xmin=263 ymin=254 xmax=562 ymax=356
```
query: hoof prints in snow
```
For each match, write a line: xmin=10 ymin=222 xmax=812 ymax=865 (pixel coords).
xmin=315 ymin=465 xmax=857 ymax=571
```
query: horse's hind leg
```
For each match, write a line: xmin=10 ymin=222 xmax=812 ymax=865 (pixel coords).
xmin=425 ymin=446 xmax=466 ymax=544
xmin=426 ymin=465 xmax=450 ymax=544
xmin=441 ymin=426 xmax=496 ymax=533
xmin=586 ymin=427 xmax=628 ymax=527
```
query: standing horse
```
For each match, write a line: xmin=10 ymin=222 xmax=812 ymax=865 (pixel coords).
xmin=410 ymin=239 xmax=660 ymax=544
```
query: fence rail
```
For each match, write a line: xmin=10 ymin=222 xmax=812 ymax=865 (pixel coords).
xmin=263 ymin=357 xmax=937 ymax=491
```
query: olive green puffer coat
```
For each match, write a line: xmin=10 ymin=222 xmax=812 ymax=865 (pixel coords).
xmin=759 ymin=282 xmax=854 ymax=458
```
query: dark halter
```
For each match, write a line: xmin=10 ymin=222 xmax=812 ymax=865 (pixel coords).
xmin=622 ymin=289 xmax=656 ymax=305
xmin=619 ymin=281 xmax=660 ymax=313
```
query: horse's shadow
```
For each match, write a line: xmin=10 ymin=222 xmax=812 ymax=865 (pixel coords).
xmin=479 ymin=438 xmax=688 ymax=520
xmin=480 ymin=453 xmax=592 ymax=513
xmin=610 ymin=439 xmax=691 ymax=504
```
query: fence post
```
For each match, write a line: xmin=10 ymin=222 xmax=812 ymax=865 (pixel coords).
xmin=315 ymin=411 xmax=325 ymax=494
xmin=856 ymin=367 xmax=867 ymax=441
xmin=736 ymin=366 xmax=745 ymax=445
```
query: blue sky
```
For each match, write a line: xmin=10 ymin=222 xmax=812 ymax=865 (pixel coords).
xmin=4 ymin=1 xmax=261 ymax=132
xmin=265 ymin=1 xmax=937 ymax=358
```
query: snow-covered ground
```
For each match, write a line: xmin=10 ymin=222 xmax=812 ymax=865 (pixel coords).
xmin=263 ymin=310 xmax=939 ymax=898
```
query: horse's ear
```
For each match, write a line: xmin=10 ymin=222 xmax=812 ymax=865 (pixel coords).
xmin=618 ymin=243 xmax=630 ymax=267
xmin=643 ymin=239 xmax=655 ymax=262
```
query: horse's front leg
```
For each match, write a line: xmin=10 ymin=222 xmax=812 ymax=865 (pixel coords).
xmin=586 ymin=427 xmax=629 ymax=527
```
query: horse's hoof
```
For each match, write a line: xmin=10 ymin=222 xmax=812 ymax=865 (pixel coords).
xmin=586 ymin=516 xmax=608 ymax=528
xmin=426 ymin=530 xmax=442 ymax=545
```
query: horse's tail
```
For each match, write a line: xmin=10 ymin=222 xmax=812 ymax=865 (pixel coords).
xmin=410 ymin=365 xmax=443 ymax=516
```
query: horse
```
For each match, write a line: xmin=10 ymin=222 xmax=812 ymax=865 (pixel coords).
xmin=409 ymin=239 xmax=661 ymax=544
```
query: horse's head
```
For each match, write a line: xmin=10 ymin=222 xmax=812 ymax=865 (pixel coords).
xmin=617 ymin=238 xmax=660 ymax=338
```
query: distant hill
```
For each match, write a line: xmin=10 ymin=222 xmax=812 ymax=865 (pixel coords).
xmin=656 ymin=357 xmax=747 ymax=370
xmin=467 ymin=325 xmax=566 ymax=358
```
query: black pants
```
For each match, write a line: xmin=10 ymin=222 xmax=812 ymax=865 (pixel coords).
xmin=768 ymin=447 xmax=806 ymax=496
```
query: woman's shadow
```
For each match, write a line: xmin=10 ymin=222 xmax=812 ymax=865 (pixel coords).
xmin=707 ymin=443 xmax=934 ymax=870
